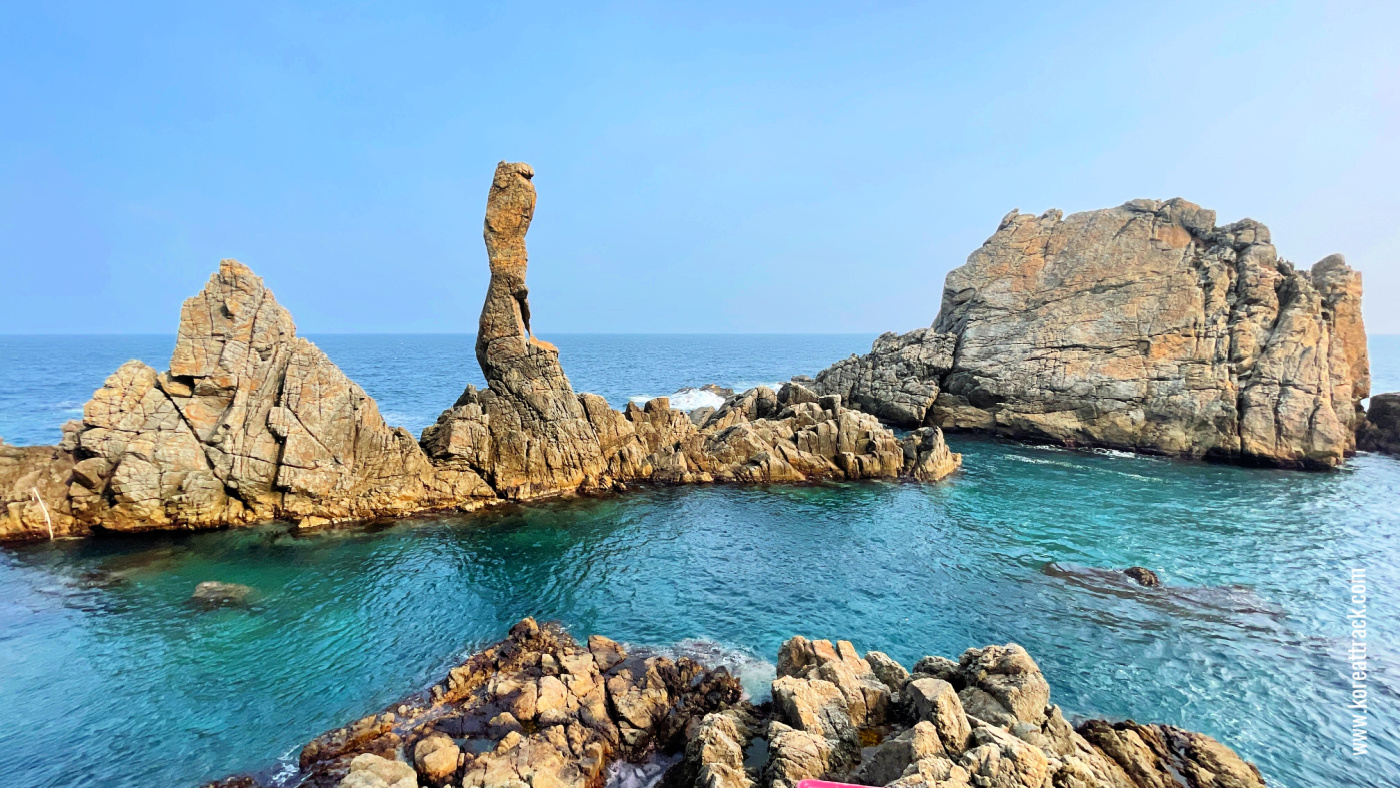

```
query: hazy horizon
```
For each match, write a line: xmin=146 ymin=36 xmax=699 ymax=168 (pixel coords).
xmin=4 ymin=2 xmax=1397 ymax=335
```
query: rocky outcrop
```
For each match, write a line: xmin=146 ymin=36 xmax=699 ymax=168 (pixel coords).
xmin=419 ymin=162 xmax=960 ymax=498
xmin=812 ymin=199 xmax=1370 ymax=468
xmin=206 ymin=618 xmax=744 ymax=788
xmin=0 ymin=260 xmax=497 ymax=540
xmin=1 ymin=162 xmax=959 ymax=542
xmin=697 ymin=635 xmax=1264 ymax=788
xmin=1358 ymin=393 xmax=1400 ymax=456
xmin=206 ymin=624 xmax=1265 ymax=788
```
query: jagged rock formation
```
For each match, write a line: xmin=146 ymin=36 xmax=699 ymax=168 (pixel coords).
xmin=420 ymin=161 xmax=959 ymax=499
xmin=203 ymin=623 xmax=1266 ymax=788
xmin=0 ymin=260 xmax=496 ymax=540
xmin=205 ymin=618 xmax=744 ymax=788
xmin=811 ymin=199 xmax=1370 ymax=468
xmin=702 ymin=635 xmax=1264 ymax=788
xmin=1 ymin=161 xmax=958 ymax=542
xmin=1358 ymin=393 xmax=1400 ymax=456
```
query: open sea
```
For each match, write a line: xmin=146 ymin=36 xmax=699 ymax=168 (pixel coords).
xmin=1 ymin=333 xmax=1398 ymax=788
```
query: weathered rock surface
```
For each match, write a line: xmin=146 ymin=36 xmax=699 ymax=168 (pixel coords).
xmin=206 ymin=618 xmax=743 ymax=788
xmin=204 ymin=624 xmax=1266 ymax=788
xmin=1358 ymin=393 xmax=1400 ymax=456
xmin=0 ymin=260 xmax=497 ymax=541
xmin=684 ymin=634 xmax=1266 ymax=788
xmin=2 ymin=162 xmax=959 ymax=542
xmin=812 ymin=199 xmax=1370 ymax=468
xmin=1122 ymin=567 xmax=1161 ymax=588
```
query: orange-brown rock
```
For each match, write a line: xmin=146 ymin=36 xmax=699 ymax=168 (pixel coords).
xmin=813 ymin=199 xmax=1369 ymax=469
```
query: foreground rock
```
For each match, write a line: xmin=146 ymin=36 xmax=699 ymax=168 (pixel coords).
xmin=205 ymin=618 xmax=743 ymax=788
xmin=205 ymin=624 xmax=1265 ymax=788
xmin=1358 ymin=393 xmax=1400 ymax=456
xmin=702 ymin=636 xmax=1264 ymax=788
xmin=1 ymin=162 xmax=958 ymax=542
xmin=811 ymin=200 xmax=1370 ymax=469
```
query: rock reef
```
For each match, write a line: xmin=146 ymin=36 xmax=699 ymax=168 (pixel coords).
xmin=811 ymin=199 xmax=1370 ymax=468
xmin=204 ymin=622 xmax=1266 ymax=788
xmin=0 ymin=161 xmax=957 ymax=541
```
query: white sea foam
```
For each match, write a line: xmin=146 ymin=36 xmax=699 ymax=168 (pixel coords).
xmin=628 ymin=387 xmax=727 ymax=412
xmin=667 ymin=388 xmax=727 ymax=412
xmin=629 ymin=638 xmax=777 ymax=702
xmin=1089 ymin=447 xmax=1141 ymax=459
xmin=604 ymin=752 xmax=681 ymax=788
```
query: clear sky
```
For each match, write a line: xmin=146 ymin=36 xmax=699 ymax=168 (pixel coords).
xmin=3 ymin=2 xmax=1397 ymax=335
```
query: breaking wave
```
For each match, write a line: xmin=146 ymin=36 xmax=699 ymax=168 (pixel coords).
xmin=628 ymin=638 xmax=776 ymax=702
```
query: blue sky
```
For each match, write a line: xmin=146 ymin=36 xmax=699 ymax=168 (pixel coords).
xmin=2 ymin=1 xmax=1397 ymax=334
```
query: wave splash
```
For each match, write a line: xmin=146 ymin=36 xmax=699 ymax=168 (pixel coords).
xmin=628 ymin=638 xmax=777 ymax=703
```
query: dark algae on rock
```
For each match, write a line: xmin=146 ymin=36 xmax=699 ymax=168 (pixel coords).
xmin=205 ymin=623 xmax=1266 ymax=788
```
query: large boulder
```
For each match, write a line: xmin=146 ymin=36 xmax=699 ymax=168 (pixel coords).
xmin=1358 ymin=393 xmax=1400 ymax=456
xmin=812 ymin=200 xmax=1370 ymax=468
xmin=10 ymin=260 xmax=496 ymax=539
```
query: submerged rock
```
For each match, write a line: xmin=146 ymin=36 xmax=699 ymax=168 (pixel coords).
xmin=1123 ymin=567 xmax=1161 ymax=587
xmin=811 ymin=200 xmax=1370 ymax=469
xmin=190 ymin=581 xmax=256 ymax=609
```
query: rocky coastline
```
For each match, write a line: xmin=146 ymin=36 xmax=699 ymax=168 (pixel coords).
xmin=0 ymin=161 xmax=958 ymax=542
xmin=204 ymin=619 xmax=1267 ymax=788
xmin=807 ymin=199 xmax=1378 ymax=469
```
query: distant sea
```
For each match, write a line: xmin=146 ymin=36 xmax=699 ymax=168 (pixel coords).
xmin=0 ymin=333 xmax=1398 ymax=788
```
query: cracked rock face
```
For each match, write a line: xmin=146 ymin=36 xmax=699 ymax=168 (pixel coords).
xmin=812 ymin=199 xmax=1370 ymax=468
xmin=702 ymin=635 xmax=1263 ymax=788
xmin=2 ymin=261 xmax=496 ymax=539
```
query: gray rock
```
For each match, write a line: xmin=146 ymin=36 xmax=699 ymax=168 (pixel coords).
xmin=864 ymin=650 xmax=911 ymax=693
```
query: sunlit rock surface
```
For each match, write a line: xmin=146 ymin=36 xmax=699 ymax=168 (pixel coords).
xmin=812 ymin=199 xmax=1369 ymax=468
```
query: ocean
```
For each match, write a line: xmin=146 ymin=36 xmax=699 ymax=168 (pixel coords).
xmin=1 ymin=333 xmax=1398 ymax=787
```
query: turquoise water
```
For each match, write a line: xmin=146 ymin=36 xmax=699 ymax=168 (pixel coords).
xmin=1 ymin=334 xmax=1399 ymax=788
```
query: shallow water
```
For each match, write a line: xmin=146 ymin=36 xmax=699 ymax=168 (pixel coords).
xmin=1 ymin=334 xmax=1398 ymax=788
